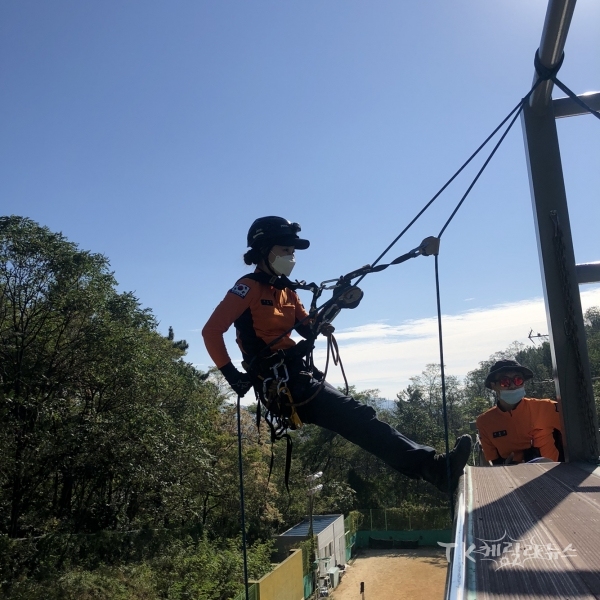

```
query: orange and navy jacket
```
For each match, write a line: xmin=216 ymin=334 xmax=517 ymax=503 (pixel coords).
xmin=475 ymin=398 xmax=563 ymax=463
xmin=202 ymin=271 xmax=310 ymax=369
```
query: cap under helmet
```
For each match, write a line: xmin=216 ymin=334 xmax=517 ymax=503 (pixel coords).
xmin=247 ymin=216 xmax=310 ymax=250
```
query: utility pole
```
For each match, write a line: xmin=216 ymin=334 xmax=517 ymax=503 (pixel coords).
xmin=307 ymin=472 xmax=323 ymax=599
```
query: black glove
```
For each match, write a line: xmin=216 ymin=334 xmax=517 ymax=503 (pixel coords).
xmin=219 ymin=362 xmax=253 ymax=397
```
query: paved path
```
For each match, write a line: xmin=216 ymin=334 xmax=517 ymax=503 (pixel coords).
xmin=332 ymin=548 xmax=447 ymax=600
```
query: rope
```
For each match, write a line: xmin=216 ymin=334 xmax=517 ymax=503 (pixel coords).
xmin=330 ymin=334 xmax=350 ymax=395
xmin=353 ymin=74 xmax=547 ymax=517
xmin=355 ymin=80 xmax=543 ymax=285
xmin=285 ymin=333 xmax=348 ymax=409
xmin=552 ymin=79 xmax=600 ymax=122
xmin=437 ymin=97 xmax=526 ymax=237
xmin=434 ymin=254 xmax=454 ymax=520
xmin=236 ymin=393 xmax=250 ymax=600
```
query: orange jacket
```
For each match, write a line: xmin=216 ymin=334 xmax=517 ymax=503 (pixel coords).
xmin=202 ymin=272 xmax=309 ymax=369
xmin=476 ymin=398 xmax=563 ymax=463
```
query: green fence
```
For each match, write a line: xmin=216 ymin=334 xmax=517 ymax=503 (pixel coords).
xmin=355 ymin=529 xmax=452 ymax=548
xmin=345 ymin=532 xmax=356 ymax=562
xmin=232 ymin=583 xmax=258 ymax=600
xmin=303 ymin=574 xmax=313 ymax=599
xmin=351 ymin=507 xmax=451 ymax=532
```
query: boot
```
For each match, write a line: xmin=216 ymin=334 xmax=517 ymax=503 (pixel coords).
xmin=422 ymin=434 xmax=472 ymax=494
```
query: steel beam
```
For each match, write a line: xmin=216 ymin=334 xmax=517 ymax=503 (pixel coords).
xmin=530 ymin=0 xmax=577 ymax=109
xmin=554 ymin=92 xmax=600 ymax=118
xmin=522 ymin=102 xmax=598 ymax=461
xmin=521 ymin=0 xmax=599 ymax=462
xmin=576 ymin=262 xmax=600 ymax=285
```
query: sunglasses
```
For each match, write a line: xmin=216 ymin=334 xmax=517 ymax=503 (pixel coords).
xmin=497 ymin=375 xmax=525 ymax=388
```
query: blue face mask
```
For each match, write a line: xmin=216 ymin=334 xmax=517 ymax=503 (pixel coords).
xmin=499 ymin=387 xmax=525 ymax=405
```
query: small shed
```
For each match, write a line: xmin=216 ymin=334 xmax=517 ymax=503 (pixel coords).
xmin=275 ymin=514 xmax=346 ymax=581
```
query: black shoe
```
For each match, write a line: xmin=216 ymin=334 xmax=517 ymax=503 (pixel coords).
xmin=422 ymin=434 xmax=472 ymax=494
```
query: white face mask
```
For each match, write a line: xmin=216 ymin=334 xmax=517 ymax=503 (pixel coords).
xmin=270 ymin=254 xmax=295 ymax=277
xmin=499 ymin=387 xmax=525 ymax=405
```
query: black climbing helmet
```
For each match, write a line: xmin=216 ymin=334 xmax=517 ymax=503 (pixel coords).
xmin=247 ymin=216 xmax=310 ymax=250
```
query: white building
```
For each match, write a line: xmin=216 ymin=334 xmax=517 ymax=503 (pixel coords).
xmin=275 ymin=514 xmax=346 ymax=587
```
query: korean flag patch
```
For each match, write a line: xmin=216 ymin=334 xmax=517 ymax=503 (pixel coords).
xmin=229 ymin=283 xmax=250 ymax=298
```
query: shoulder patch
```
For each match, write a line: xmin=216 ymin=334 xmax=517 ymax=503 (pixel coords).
xmin=493 ymin=430 xmax=508 ymax=438
xmin=229 ymin=283 xmax=250 ymax=298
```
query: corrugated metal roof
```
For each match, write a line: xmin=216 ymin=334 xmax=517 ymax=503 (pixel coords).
xmin=279 ymin=514 xmax=342 ymax=537
xmin=450 ymin=463 xmax=600 ymax=599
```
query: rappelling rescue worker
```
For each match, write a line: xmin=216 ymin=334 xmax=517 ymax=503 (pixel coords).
xmin=202 ymin=216 xmax=472 ymax=493
xmin=476 ymin=359 xmax=564 ymax=465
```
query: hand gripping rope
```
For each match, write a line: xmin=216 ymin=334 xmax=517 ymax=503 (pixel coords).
xmin=235 ymin=50 xmax=597 ymax=593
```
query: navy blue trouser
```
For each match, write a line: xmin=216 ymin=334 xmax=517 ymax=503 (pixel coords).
xmin=286 ymin=370 xmax=436 ymax=480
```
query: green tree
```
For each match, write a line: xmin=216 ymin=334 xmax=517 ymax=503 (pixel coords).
xmin=0 ymin=216 xmax=278 ymax=596
xmin=584 ymin=307 xmax=600 ymax=416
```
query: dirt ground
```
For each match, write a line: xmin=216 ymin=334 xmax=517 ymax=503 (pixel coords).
xmin=331 ymin=548 xmax=447 ymax=600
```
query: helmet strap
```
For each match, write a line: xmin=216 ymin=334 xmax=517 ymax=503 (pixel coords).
xmin=258 ymin=246 xmax=279 ymax=277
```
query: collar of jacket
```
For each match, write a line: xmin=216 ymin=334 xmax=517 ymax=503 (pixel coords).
xmin=245 ymin=270 xmax=296 ymax=290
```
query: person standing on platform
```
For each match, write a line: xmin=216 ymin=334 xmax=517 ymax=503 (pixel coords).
xmin=476 ymin=359 xmax=564 ymax=465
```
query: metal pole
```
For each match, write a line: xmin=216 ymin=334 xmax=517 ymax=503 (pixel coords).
xmin=309 ymin=495 xmax=316 ymax=599
xmin=554 ymin=92 xmax=600 ymax=118
xmin=236 ymin=396 xmax=250 ymax=600
xmin=521 ymin=0 xmax=599 ymax=460
xmin=306 ymin=474 xmax=322 ymax=599
xmin=530 ymin=0 xmax=577 ymax=109
xmin=576 ymin=262 xmax=600 ymax=285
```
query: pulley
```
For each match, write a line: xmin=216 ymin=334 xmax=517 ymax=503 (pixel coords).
xmin=313 ymin=285 xmax=363 ymax=334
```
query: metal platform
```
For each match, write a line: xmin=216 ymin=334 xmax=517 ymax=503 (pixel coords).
xmin=448 ymin=463 xmax=600 ymax=599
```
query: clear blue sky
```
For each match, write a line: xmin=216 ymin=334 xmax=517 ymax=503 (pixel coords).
xmin=2 ymin=1 xmax=599 ymax=387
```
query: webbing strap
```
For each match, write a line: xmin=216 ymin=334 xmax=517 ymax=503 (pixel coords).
xmin=533 ymin=49 xmax=565 ymax=81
